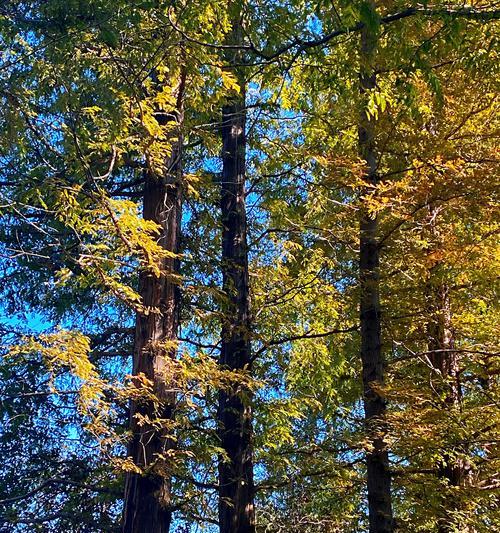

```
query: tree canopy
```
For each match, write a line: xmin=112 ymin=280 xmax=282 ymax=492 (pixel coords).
xmin=0 ymin=1 xmax=498 ymax=532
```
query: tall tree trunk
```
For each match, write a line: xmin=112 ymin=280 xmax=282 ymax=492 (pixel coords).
xmin=426 ymin=209 xmax=465 ymax=533
xmin=122 ymin=73 xmax=186 ymax=533
xmin=427 ymin=284 xmax=461 ymax=409
xmin=217 ymin=7 xmax=255 ymax=532
xmin=358 ymin=9 xmax=394 ymax=533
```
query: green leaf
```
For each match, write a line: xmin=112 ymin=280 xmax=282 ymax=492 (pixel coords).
xmin=359 ymin=1 xmax=380 ymax=33
xmin=100 ymin=27 xmax=119 ymax=48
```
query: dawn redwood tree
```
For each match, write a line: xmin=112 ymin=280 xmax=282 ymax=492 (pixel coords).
xmin=426 ymin=283 xmax=463 ymax=533
xmin=357 ymin=3 xmax=393 ymax=532
xmin=122 ymin=70 xmax=186 ymax=533
xmin=424 ymin=206 xmax=467 ymax=533
xmin=217 ymin=2 xmax=256 ymax=532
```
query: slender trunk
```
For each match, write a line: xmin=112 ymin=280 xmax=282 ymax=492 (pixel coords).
xmin=358 ymin=11 xmax=394 ymax=533
xmin=427 ymin=284 xmax=461 ymax=409
xmin=217 ymin=9 xmax=255 ymax=531
xmin=426 ymin=210 xmax=465 ymax=533
xmin=122 ymin=73 xmax=186 ymax=533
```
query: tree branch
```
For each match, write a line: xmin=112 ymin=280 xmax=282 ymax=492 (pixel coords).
xmin=253 ymin=325 xmax=358 ymax=360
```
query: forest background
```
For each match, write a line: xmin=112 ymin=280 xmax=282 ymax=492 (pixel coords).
xmin=0 ymin=1 xmax=498 ymax=532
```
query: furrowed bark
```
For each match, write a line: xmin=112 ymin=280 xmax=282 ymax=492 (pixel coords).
xmin=426 ymin=209 xmax=466 ymax=533
xmin=358 ymin=9 xmax=394 ymax=533
xmin=217 ymin=5 xmax=255 ymax=532
xmin=122 ymin=72 xmax=186 ymax=533
xmin=427 ymin=285 xmax=461 ymax=410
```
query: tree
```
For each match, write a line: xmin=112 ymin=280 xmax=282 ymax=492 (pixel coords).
xmin=0 ymin=1 xmax=498 ymax=532
xmin=217 ymin=2 xmax=255 ymax=531
xmin=357 ymin=3 xmax=394 ymax=530
xmin=122 ymin=64 xmax=187 ymax=533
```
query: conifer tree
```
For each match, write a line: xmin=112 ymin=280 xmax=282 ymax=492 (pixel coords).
xmin=217 ymin=2 xmax=255 ymax=531
xmin=357 ymin=3 xmax=394 ymax=530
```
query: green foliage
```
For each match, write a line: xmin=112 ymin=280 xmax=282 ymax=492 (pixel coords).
xmin=0 ymin=0 xmax=499 ymax=531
